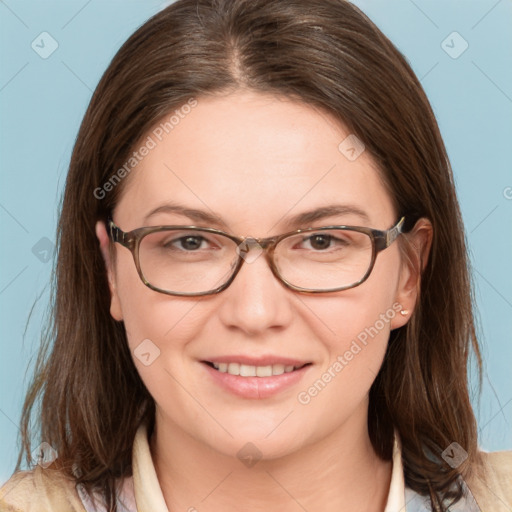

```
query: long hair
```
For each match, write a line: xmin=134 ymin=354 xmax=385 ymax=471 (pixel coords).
xmin=17 ymin=1 xmax=482 ymax=510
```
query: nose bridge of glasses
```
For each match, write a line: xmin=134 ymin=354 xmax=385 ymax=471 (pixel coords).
xmin=236 ymin=235 xmax=276 ymax=253
xmin=235 ymin=236 xmax=269 ymax=264
xmin=230 ymin=235 xmax=286 ymax=295
xmin=233 ymin=236 xmax=279 ymax=278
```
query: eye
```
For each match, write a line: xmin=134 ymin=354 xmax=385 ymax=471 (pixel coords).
xmin=305 ymin=234 xmax=333 ymax=250
xmin=300 ymin=233 xmax=350 ymax=251
xmin=164 ymin=234 xmax=211 ymax=251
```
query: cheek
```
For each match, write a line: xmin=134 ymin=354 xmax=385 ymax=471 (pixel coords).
xmin=293 ymin=295 xmax=398 ymax=440
xmin=294 ymin=256 xmax=401 ymax=404
xmin=300 ymin=274 xmax=399 ymax=361
xmin=112 ymin=253 xmax=208 ymax=392
xmin=113 ymin=248 xmax=201 ymax=340
xmin=117 ymin=288 xmax=209 ymax=424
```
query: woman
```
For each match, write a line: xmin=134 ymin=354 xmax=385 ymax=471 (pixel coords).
xmin=1 ymin=0 xmax=511 ymax=511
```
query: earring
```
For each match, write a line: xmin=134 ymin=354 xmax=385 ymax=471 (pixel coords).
xmin=400 ymin=309 xmax=409 ymax=316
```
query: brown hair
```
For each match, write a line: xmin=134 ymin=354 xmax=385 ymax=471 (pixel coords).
xmin=17 ymin=0 xmax=482 ymax=510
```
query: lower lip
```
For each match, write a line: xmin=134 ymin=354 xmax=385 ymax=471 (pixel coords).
xmin=201 ymin=362 xmax=311 ymax=399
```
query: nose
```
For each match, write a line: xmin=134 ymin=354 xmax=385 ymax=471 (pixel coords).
xmin=216 ymin=247 xmax=294 ymax=336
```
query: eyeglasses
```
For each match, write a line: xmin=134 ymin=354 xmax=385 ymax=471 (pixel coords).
xmin=108 ymin=216 xmax=407 ymax=296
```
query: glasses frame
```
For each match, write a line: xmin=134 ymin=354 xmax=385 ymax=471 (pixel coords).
xmin=108 ymin=216 xmax=407 ymax=297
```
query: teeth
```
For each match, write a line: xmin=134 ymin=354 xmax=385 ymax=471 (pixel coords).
xmin=272 ymin=364 xmax=285 ymax=375
xmin=240 ymin=364 xmax=256 ymax=377
xmin=256 ymin=365 xmax=272 ymax=377
xmin=211 ymin=362 xmax=301 ymax=377
xmin=228 ymin=362 xmax=240 ymax=375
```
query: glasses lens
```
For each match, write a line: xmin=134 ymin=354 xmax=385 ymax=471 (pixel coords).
xmin=138 ymin=229 xmax=238 ymax=294
xmin=274 ymin=229 xmax=373 ymax=291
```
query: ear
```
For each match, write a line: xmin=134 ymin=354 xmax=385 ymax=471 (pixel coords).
xmin=95 ymin=220 xmax=123 ymax=321
xmin=390 ymin=217 xmax=433 ymax=329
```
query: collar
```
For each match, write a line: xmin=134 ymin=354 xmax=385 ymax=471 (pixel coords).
xmin=385 ymin=429 xmax=406 ymax=511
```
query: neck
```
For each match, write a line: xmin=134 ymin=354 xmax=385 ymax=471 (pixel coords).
xmin=150 ymin=408 xmax=393 ymax=512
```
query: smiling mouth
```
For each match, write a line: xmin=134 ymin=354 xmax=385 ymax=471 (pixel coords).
xmin=203 ymin=361 xmax=311 ymax=377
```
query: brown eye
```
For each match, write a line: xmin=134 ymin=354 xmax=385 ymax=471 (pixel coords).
xmin=170 ymin=235 xmax=206 ymax=251
xmin=299 ymin=233 xmax=350 ymax=251
xmin=308 ymin=234 xmax=332 ymax=250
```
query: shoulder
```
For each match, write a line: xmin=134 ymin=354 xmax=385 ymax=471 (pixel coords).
xmin=0 ymin=465 xmax=86 ymax=512
xmin=466 ymin=449 xmax=512 ymax=511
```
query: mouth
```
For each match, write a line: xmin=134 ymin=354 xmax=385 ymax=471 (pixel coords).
xmin=202 ymin=361 xmax=311 ymax=377
xmin=200 ymin=355 xmax=313 ymax=398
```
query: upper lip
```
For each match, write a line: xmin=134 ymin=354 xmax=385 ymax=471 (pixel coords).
xmin=202 ymin=355 xmax=311 ymax=367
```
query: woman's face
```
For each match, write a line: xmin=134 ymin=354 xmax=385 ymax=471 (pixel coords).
xmin=97 ymin=90 xmax=418 ymax=459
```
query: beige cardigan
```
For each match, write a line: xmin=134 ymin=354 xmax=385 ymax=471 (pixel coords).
xmin=1 ymin=424 xmax=511 ymax=512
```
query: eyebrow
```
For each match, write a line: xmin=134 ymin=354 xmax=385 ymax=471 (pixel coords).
xmin=143 ymin=203 xmax=371 ymax=231
xmin=281 ymin=204 xmax=371 ymax=229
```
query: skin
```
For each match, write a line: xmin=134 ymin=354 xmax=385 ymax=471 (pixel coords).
xmin=96 ymin=89 xmax=432 ymax=512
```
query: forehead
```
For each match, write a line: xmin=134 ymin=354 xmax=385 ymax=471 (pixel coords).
xmin=115 ymin=90 xmax=395 ymax=233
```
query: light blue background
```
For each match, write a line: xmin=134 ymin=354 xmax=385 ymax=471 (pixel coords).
xmin=1 ymin=0 xmax=511 ymax=485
